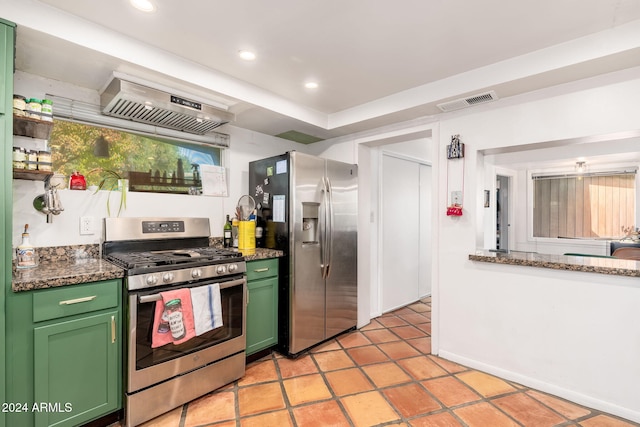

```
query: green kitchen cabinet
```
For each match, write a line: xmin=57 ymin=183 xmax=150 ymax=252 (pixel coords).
xmin=1 ymin=18 xmax=16 ymax=427
xmin=6 ymin=279 xmax=122 ymax=427
xmin=33 ymin=310 xmax=119 ymax=427
xmin=246 ymin=258 xmax=279 ymax=355
xmin=32 ymin=280 xmax=121 ymax=427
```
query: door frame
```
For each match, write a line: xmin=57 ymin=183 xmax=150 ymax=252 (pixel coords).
xmin=354 ymin=123 xmax=439 ymax=352
xmin=378 ymin=151 xmax=432 ymax=314
xmin=495 ymin=168 xmax=516 ymax=252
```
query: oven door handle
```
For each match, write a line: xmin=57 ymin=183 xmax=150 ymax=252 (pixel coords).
xmin=137 ymin=278 xmax=246 ymax=303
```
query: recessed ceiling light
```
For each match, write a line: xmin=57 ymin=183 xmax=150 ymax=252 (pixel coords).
xmin=304 ymin=81 xmax=319 ymax=89
xmin=238 ymin=50 xmax=256 ymax=61
xmin=130 ymin=0 xmax=155 ymax=12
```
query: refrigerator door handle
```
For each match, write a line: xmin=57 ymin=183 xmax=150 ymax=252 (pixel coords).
xmin=320 ymin=176 xmax=328 ymax=279
xmin=326 ymin=176 xmax=333 ymax=278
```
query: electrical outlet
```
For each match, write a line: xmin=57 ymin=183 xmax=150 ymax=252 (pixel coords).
xmin=80 ymin=216 xmax=95 ymax=235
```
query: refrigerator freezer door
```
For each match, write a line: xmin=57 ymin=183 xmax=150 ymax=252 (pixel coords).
xmin=325 ymin=160 xmax=358 ymax=338
xmin=289 ymin=152 xmax=327 ymax=354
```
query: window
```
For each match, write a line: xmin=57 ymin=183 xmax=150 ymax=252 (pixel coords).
xmin=50 ymin=120 xmax=222 ymax=194
xmin=532 ymin=171 xmax=636 ymax=239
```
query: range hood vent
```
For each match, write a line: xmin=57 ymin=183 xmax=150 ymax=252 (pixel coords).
xmin=437 ymin=90 xmax=498 ymax=112
xmin=100 ymin=78 xmax=234 ymax=135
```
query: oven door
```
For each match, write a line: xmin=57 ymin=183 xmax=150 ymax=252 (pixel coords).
xmin=126 ymin=275 xmax=246 ymax=393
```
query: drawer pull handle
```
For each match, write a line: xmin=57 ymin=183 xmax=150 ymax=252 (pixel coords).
xmin=254 ymin=268 xmax=269 ymax=272
xmin=111 ymin=316 xmax=116 ymax=343
xmin=58 ymin=295 xmax=97 ymax=305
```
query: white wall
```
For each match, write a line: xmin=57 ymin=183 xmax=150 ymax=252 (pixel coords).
xmin=312 ymin=68 xmax=640 ymax=422
xmin=435 ymin=71 xmax=640 ymax=422
xmin=12 ymin=73 xmax=308 ymax=248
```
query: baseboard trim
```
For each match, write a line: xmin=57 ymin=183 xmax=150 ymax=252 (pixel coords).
xmin=438 ymin=349 xmax=640 ymax=424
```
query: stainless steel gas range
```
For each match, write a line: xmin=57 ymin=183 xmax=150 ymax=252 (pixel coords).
xmin=103 ymin=217 xmax=247 ymax=427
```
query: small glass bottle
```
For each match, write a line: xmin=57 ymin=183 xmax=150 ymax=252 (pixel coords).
xmin=223 ymin=215 xmax=232 ymax=248
xmin=16 ymin=224 xmax=38 ymax=269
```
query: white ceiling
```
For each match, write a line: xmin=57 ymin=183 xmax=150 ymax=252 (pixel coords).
xmin=6 ymin=0 xmax=640 ymax=142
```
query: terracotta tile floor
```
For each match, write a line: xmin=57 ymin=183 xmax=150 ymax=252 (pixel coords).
xmin=123 ymin=297 xmax=639 ymax=427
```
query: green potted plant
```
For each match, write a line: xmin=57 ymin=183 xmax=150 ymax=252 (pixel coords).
xmin=87 ymin=168 xmax=128 ymax=217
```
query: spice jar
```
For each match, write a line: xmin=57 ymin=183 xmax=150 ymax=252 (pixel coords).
xmin=37 ymin=151 xmax=52 ymax=171
xmin=13 ymin=95 xmax=26 ymax=116
xmin=41 ymin=99 xmax=53 ymax=121
xmin=26 ymin=98 xmax=42 ymax=119
xmin=165 ymin=299 xmax=186 ymax=340
xmin=25 ymin=150 xmax=38 ymax=170
xmin=12 ymin=147 xmax=26 ymax=169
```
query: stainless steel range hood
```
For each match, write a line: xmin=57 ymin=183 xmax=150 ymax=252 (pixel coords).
xmin=100 ymin=78 xmax=234 ymax=135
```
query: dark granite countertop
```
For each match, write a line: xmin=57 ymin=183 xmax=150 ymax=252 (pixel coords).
xmin=12 ymin=243 xmax=283 ymax=292
xmin=209 ymin=238 xmax=284 ymax=261
xmin=12 ymin=258 xmax=125 ymax=292
xmin=237 ymin=248 xmax=284 ymax=261
xmin=469 ymin=250 xmax=640 ymax=277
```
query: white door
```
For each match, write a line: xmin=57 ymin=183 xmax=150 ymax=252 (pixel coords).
xmin=381 ymin=154 xmax=431 ymax=312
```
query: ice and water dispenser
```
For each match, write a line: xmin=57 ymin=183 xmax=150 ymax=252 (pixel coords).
xmin=302 ymin=202 xmax=320 ymax=243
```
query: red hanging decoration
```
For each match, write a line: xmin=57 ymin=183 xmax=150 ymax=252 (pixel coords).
xmin=446 ymin=134 xmax=464 ymax=217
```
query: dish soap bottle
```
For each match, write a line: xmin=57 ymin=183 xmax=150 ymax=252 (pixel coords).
xmin=16 ymin=224 xmax=38 ymax=269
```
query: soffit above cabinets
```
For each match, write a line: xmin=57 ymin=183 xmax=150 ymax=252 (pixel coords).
xmin=9 ymin=1 xmax=640 ymax=141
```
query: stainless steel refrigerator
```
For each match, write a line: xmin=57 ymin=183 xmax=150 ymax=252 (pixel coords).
xmin=249 ymin=151 xmax=358 ymax=356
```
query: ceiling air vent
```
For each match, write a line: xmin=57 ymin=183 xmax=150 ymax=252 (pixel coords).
xmin=100 ymin=78 xmax=234 ymax=135
xmin=437 ymin=90 xmax=498 ymax=112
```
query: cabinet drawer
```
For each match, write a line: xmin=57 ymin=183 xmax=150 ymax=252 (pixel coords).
xmin=246 ymin=258 xmax=279 ymax=282
xmin=33 ymin=279 xmax=120 ymax=323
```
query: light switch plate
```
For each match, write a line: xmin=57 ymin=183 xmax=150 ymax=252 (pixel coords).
xmin=451 ymin=191 xmax=463 ymax=205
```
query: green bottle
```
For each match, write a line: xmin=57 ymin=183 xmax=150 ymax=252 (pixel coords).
xmin=223 ymin=215 xmax=232 ymax=248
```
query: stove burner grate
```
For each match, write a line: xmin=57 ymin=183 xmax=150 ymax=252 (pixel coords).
xmin=106 ymin=247 xmax=242 ymax=270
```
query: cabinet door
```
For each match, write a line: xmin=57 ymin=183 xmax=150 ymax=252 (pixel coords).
xmin=246 ymin=276 xmax=278 ymax=355
xmin=33 ymin=311 xmax=120 ymax=427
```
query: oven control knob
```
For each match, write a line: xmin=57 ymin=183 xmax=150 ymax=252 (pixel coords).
xmin=228 ymin=264 xmax=238 ymax=273
xmin=146 ymin=275 xmax=158 ymax=285
xmin=216 ymin=265 xmax=227 ymax=275
xmin=162 ymin=273 xmax=174 ymax=283
xmin=191 ymin=269 xmax=202 ymax=279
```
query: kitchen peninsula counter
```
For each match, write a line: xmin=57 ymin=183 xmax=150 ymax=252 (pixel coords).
xmin=470 ymin=250 xmax=640 ymax=278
